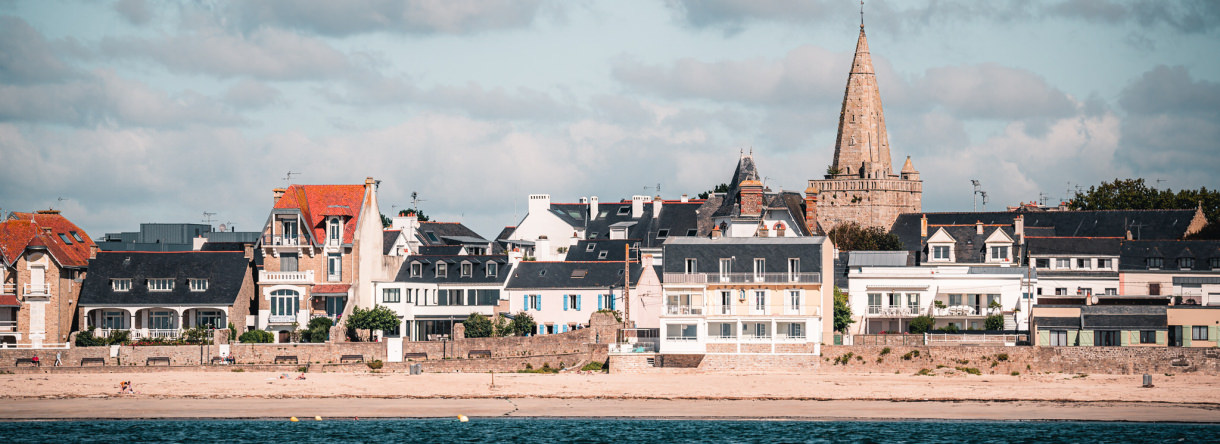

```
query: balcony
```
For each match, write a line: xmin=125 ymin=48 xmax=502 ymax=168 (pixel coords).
xmin=259 ymin=270 xmax=314 ymax=284
xmin=0 ymin=320 xmax=15 ymax=332
xmin=663 ymin=272 xmax=821 ymax=285
xmin=268 ymin=314 xmax=297 ymax=324
xmin=932 ymin=306 xmax=1001 ymax=317
xmin=665 ymin=305 xmax=703 ymax=315
xmin=23 ymin=283 xmax=49 ymax=297
xmin=263 ymin=234 xmax=305 ymax=247
xmin=1 ymin=283 xmax=14 ymax=295
xmin=867 ymin=306 xmax=922 ymax=317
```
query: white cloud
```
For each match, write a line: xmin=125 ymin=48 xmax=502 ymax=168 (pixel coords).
xmin=225 ymin=0 xmax=550 ymax=36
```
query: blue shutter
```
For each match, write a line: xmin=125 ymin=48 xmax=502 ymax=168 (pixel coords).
xmin=563 ymin=295 xmax=569 ymax=311
xmin=598 ymin=294 xmax=604 ymax=310
xmin=538 ymin=324 xmax=544 ymax=335
xmin=562 ymin=324 xmax=569 ymax=333
xmin=523 ymin=294 xmax=529 ymax=311
xmin=536 ymin=295 xmax=541 ymax=311
xmin=576 ymin=295 xmax=582 ymax=311
xmin=610 ymin=294 xmax=616 ymax=310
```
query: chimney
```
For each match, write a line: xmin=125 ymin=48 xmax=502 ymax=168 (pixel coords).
xmin=528 ymin=194 xmax=550 ymax=215
xmin=920 ymin=214 xmax=928 ymax=238
xmin=710 ymin=224 xmax=721 ymax=239
xmin=739 ymin=179 xmax=764 ymax=217
xmin=642 ymin=253 xmax=654 ymax=268
xmin=273 ymin=187 xmax=286 ymax=205
xmin=535 ymin=235 xmax=551 ymax=259
xmin=775 ymin=222 xmax=786 ymax=237
xmin=579 ymin=197 xmax=588 ymax=204
xmin=652 ymin=196 xmax=662 ymax=219
xmin=508 ymin=247 xmax=524 ymax=265
xmin=243 ymin=243 xmax=254 ymax=260
xmin=804 ymin=184 xmax=819 ymax=235
xmin=681 ymin=194 xmax=689 ymax=203
xmin=631 ymin=196 xmax=645 ymax=218
xmin=976 ymin=221 xmax=984 ymax=235
xmin=89 ymin=244 xmax=98 ymax=260
xmin=1014 ymin=215 xmax=1025 ymax=245
xmin=590 ymin=196 xmax=599 ymax=220
xmin=757 ymin=222 xmax=769 ymax=237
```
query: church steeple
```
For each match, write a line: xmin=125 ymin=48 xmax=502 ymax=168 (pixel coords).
xmin=830 ymin=23 xmax=892 ymax=180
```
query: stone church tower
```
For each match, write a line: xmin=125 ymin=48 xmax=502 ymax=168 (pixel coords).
xmin=809 ymin=23 xmax=921 ymax=232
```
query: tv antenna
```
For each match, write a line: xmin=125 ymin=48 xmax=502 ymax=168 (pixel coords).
xmin=1155 ymin=178 xmax=1167 ymax=187
xmin=1038 ymin=192 xmax=1049 ymax=207
xmin=971 ymin=180 xmax=987 ymax=211
xmin=52 ymin=197 xmax=69 ymax=210
xmin=410 ymin=191 xmax=426 ymax=211
xmin=283 ymin=170 xmax=299 ymax=185
xmin=202 ymin=212 xmax=217 ymax=227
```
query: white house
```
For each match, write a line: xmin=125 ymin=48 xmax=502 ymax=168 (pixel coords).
xmin=504 ymin=258 xmax=661 ymax=333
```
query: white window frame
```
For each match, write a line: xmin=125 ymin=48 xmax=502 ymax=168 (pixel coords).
xmin=787 ymin=258 xmax=800 ymax=281
xmin=753 ymin=258 xmax=765 ymax=279
xmin=931 ymin=244 xmax=952 ymax=262
xmin=436 ymin=263 xmax=447 ymax=278
xmin=988 ymin=245 xmax=1010 ymax=262
xmin=270 ymin=289 xmax=300 ymax=317
xmin=486 ymin=262 xmax=498 ymax=277
xmin=103 ymin=310 xmax=125 ymax=329
xmin=328 ymin=217 xmax=341 ymax=243
xmin=327 ymin=253 xmax=342 ymax=281
xmin=196 ymin=310 xmax=222 ymax=328
xmin=411 ymin=263 xmax=422 ymax=277
xmin=685 ymin=258 xmax=697 ymax=274
xmin=752 ymin=290 xmax=767 ymax=314
xmin=786 ymin=289 xmax=802 ymax=313
xmin=188 ymin=278 xmax=208 ymax=292
xmin=111 ymin=279 xmax=132 ymax=292
xmin=383 ymin=288 xmax=401 ymax=303
xmin=461 ymin=262 xmax=473 ymax=277
xmin=1055 ymin=258 xmax=1070 ymax=269
xmin=148 ymin=278 xmax=174 ymax=292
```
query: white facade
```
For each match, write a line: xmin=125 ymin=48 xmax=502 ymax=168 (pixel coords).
xmin=506 ymin=194 xmax=583 ymax=261
xmin=372 ymin=280 xmax=505 ymax=341
xmin=847 ymin=265 xmax=1032 ymax=334
xmin=506 ymin=288 xmax=615 ymax=335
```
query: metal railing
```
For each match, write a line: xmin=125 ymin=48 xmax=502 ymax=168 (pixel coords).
xmin=268 ymin=314 xmax=297 ymax=324
xmin=263 ymin=235 xmax=304 ymax=246
xmin=259 ymin=270 xmax=314 ymax=283
xmin=0 ymin=320 xmax=15 ymax=332
xmin=933 ymin=306 xmax=1001 ymax=317
xmin=664 ymin=305 xmax=703 ymax=315
xmin=868 ymin=306 xmax=921 ymax=316
xmin=23 ymin=283 xmax=48 ymax=296
xmin=663 ymin=272 xmax=821 ymax=284
xmin=609 ymin=342 xmax=657 ymax=354
xmin=664 ymin=335 xmax=698 ymax=342
xmin=0 ymin=283 xmax=14 ymax=295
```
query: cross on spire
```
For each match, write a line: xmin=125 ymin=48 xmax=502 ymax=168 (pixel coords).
xmin=860 ymin=0 xmax=865 ymax=28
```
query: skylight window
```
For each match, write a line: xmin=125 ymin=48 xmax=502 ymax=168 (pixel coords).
xmin=616 ymin=207 xmax=630 ymax=215
xmin=539 ymin=269 xmax=547 ymax=277
xmin=656 ymin=229 xmax=669 ymax=239
xmin=598 ymin=251 xmax=609 ymax=259
xmin=571 ymin=269 xmax=588 ymax=278
xmin=58 ymin=233 xmax=72 ymax=244
xmin=686 ymin=229 xmax=697 ymax=236
xmin=586 ymin=243 xmax=597 ymax=252
xmin=70 ymin=231 xmax=84 ymax=243
xmin=425 ymin=232 xmax=439 ymax=243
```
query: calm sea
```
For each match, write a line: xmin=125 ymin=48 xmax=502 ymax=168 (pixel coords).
xmin=0 ymin=418 xmax=1215 ymax=443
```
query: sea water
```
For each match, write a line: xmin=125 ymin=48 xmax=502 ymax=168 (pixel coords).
xmin=0 ymin=418 xmax=1215 ymax=443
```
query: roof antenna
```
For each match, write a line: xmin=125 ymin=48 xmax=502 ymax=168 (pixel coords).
xmin=860 ymin=0 xmax=865 ymax=28
xmin=410 ymin=191 xmax=426 ymax=211
xmin=52 ymin=197 xmax=68 ymax=211
xmin=283 ymin=170 xmax=299 ymax=185
xmin=202 ymin=211 xmax=216 ymax=228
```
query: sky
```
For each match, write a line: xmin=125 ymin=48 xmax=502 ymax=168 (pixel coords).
xmin=1 ymin=0 xmax=1218 ymax=240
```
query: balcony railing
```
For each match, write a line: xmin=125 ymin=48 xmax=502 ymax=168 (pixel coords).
xmin=933 ymin=306 xmax=1001 ymax=317
xmin=663 ymin=272 xmax=821 ymax=284
xmin=775 ymin=334 xmax=807 ymax=342
xmin=609 ymin=342 xmax=658 ymax=353
xmin=713 ymin=305 xmax=734 ymax=315
xmin=664 ymin=335 xmax=699 ymax=342
xmin=1 ymin=283 xmax=14 ymax=295
xmin=665 ymin=305 xmax=703 ymax=315
xmin=259 ymin=270 xmax=314 ymax=283
xmin=263 ymin=235 xmax=304 ymax=247
xmin=268 ymin=314 xmax=297 ymax=324
xmin=23 ymin=283 xmax=48 ymax=297
xmin=0 ymin=320 xmax=15 ymax=332
xmin=867 ymin=306 xmax=921 ymax=317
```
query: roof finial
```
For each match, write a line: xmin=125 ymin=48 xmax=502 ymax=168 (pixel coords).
xmin=860 ymin=0 xmax=865 ymax=29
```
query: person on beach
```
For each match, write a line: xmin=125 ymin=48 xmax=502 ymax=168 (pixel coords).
xmin=54 ymin=352 xmax=61 ymax=367
xmin=296 ymin=373 xmax=306 ymax=380
xmin=31 ymin=355 xmax=39 ymax=367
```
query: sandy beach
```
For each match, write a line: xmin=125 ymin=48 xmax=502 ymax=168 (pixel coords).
xmin=1 ymin=371 xmax=1218 ymax=422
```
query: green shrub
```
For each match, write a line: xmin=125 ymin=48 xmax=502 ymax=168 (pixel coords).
xmin=995 ymin=353 xmax=1009 ymax=361
xmin=183 ymin=327 xmax=211 ymax=344
xmin=908 ymin=316 xmax=935 ymax=334
xmin=879 ymin=347 xmax=891 ymax=356
xmin=938 ymin=324 xmax=960 ymax=333
xmin=297 ymin=366 xmax=309 ymax=373
xmin=1011 ymin=371 xmax=1020 ymax=376
xmin=239 ymin=330 xmax=274 ymax=343
xmin=302 ymin=317 xmax=334 ymax=343
xmin=366 ymin=360 xmax=384 ymax=370
xmin=106 ymin=330 xmax=131 ymax=345
xmin=984 ymin=314 xmax=1005 ymax=331
xmin=231 ymin=368 xmax=245 ymax=372
xmin=956 ymin=366 xmax=981 ymax=375
xmin=74 ymin=327 xmax=106 ymax=347
xmin=581 ymin=361 xmax=605 ymax=372
xmin=462 ymin=313 xmax=493 ymax=338
xmin=915 ymin=368 xmax=933 ymax=376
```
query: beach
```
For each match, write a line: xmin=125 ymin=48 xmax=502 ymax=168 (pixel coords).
xmin=1 ymin=371 xmax=1218 ymax=422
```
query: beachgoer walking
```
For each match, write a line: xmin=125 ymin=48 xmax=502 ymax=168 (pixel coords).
xmin=54 ymin=352 xmax=62 ymax=367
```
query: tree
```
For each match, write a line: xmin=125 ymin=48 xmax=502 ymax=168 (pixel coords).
xmin=302 ymin=317 xmax=334 ymax=343
xmin=345 ymin=306 xmax=400 ymax=341
xmin=908 ymin=315 xmax=935 ymax=334
xmin=984 ymin=314 xmax=1005 ymax=331
xmin=833 ymin=287 xmax=854 ymax=333
xmin=1070 ymin=178 xmax=1220 ymax=239
xmin=492 ymin=315 xmax=511 ymax=337
xmin=462 ymin=313 xmax=493 ymax=338
xmin=398 ymin=208 xmax=430 ymax=221
xmin=697 ymin=183 xmax=731 ymax=200
xmin=239 ymin=330 xmax=274 ymax=343
xmin=507 ymin=312 xmax=537 ymax=337
xmin=828 ymin=222 xmax=903 ymax=251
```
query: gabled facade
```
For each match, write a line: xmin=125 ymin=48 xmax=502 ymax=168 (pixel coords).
xmin=659 ymin=237 xmax=833 ymax=354
xmin=0 ymin=210 xmax=94 ymax=347
xmin=1119 ymin=239 xmax=1220 ymax=304
xmin=698 ymin=154 xmax=818 ymax=239
xmin=374 ymin=254 xmax=513 ymax=341
xmin=78 ymin=250 xmax=256 ymax=339
xmin=256 ymin=178 xmax=385 ymax=342
xmin=505 ymin=258 xmax=661 ymax=332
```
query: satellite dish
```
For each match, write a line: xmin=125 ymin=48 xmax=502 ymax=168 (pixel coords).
xmin=218 ymin=224 xmax=227 ymax=232
xmin=1090 ymin=294 xmax=1099 ymax=305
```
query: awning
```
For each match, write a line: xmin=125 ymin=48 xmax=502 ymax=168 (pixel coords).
xmin=312 ymin=284 xmax=351 ymax=295
xmin=0 ymin=295 xmax=19 ymax=307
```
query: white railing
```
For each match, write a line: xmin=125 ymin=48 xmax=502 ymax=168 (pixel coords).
xmin=663 ymin=272 xmax=821 ymax=284
xmin=23 ymin=283 xmax=48 ymax=296
xmin=776 ymin=334 xmax=807 ymax=342
xmin=665 ymin=305 xmax=703 ymax=315
xmin=146 ymin=328 xmax=179 ymax=339
xmin=868 ymin=306 xmax=921 ymax=317
xmin=264 ymin=235 xmax=303 ymax=246
xmin=610 ymin=342 xmax=658 ymax=353
xmin=933 ymin=306 xmax=1002 ymax=317
xmin=268 ymin=314 xmax=297 ymax=324
xmin=0 ymin=342 xmax=69 ymax=349
xmin=0 ymin=320 xmax=15 ymax=332
xmin=259 ymin=270 xmax=314 ymax=283
xmin=0 ymin=283 xmax=14 ymax=295
xmin=664 ymin=336 xmax=698 ymax=342
xmin=707 ymin=334 xmax=737 ymax=342
xmin=741 ymin=335 xmax=772 ymax=342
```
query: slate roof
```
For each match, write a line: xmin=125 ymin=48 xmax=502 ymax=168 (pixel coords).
xmin=913 ymin=225 xmax=1018 ymax=264
xmin=505 ymin=261 xmax=644 ymax=290
xmin=661 ymin=237 xmax=826 ymax=274
xmin=272 ymin=184 xmax=365 ymax=245
xmin=79 ymin=252 xmax=250 ymax=306
xmin=695 ymin=155 xmax=812 ymax=236
xmin=1027 ymin=237 xmax=1122 ymax=256
xmin=581 ymin=200 xmax=705 ymax=249
xmin=1081 ymin=305 xmax=1167 ymax=330
xmin=892 ymin=209 xmax=1201 ymax=243
xmin=416 ymin=222 xmax=488 ymax=246
xmin=1 ymin=211 xmax=95 ymax=268
xmin=1034 ymin=316 xmax=1080 ymax=329
xmin=1120 ymin=240 xmax=1220 ymax=271
xmin=395 ymin=255 xmax=513 ymax=284
xmin=848 ymin=251 xmax=913 ymax=267
xmin=382 ymin=230 xmax=401 ymax=255
xmin=565 ymin=239 xmax=637 ymax=262
xmin=417 ymin=245 xmax=465 ymax=255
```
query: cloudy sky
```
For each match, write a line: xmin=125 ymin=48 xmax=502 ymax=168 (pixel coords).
xmin=2 ymin=0 xmax=1218 ymax=239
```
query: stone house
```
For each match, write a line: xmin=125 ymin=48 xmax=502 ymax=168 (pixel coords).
xmin=0 ymin=210 xmax=94 ymax=347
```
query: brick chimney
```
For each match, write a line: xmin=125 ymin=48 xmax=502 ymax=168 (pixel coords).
xmin=710 ymin=224 xmax=721 ymax=239
xmin=273 ymin=187 xmax=286 ymax=205
xmin=775 ymin=222 xmax=786 ymax=237
xmin=739 ymin=179 xmax=764 ymax=217
xmin=804 ymin=183 xmax=819 ymax=235
xmin=89 ymin=244 xmax=98 ymax=260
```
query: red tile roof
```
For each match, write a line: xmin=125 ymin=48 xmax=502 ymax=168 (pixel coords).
xmin=312 ymin=284 xmax=351 ymax=294
xmin=273 ymin=185 xmax=366 ymax=244
xmin=0 ymin=295 xmax=19 ymax=307
xmin=0 ymin=211 xmax=94 ymax=267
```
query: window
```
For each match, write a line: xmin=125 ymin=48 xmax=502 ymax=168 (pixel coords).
xmin=461 ymin=263 xmax=473 ymax=277
xmin=1104 ymin=288 xmax=1117 ymax=295
xmin=383 ymin=288 xmax=401 ymax=303
xmin=657 ymin=229 xmax=669 ymax=239
xmin=686 ymin=229 xmax=697 ymax=236
xmin=1035 ymin=258 xmax=1049 ymax=268
xmin=328 ymin=254 xmax=342 ymax=281
xmin=932 ymin=245 xmax=950 ymax=260
xmin=189 ymin=279 xmax=208 ymax=292
xmin=1076 ymin=258 xmax=1089 ymax=269
xmin=531 ymin=294 xmax=542 ymax=310
xmin=196 ymin=310 xmax=222 ymax=328
xmin=58 ymin=233 xmax=72 ymax=244
xmin=1140 ymin=330 xmax=1156 ymax=344
xmin=787 ymin=258 xmax=800 ymax=278
xmin=566 ymin=294 xmax=580 ymax=311
xmin=906 ymin=293 xmax=920 ymax=312
xmin=1055 ymin=258 xmax=1070 ymax=269
xmin=103 ymin=311 xmax=125 ymax=329
xmin=411 ymin=263 xmax=422 ymax=277
xmin=1148 ymin=257 xmax=1163 ymax=269
xmin=598 ymin=251 xmax=608 ymax=259
xmin=586 ymin=243 xmax=596 ymax=252
xmin=787 ymin=290 xmax=801 ymax=311
xmin=70 ymin=231 xmax=84 ymax=243
xmin=1049 ymin=330 xmax=1068 ymax=346
xmin=328 ymin=218 xmax=341 ymax=242
xmin=571 ymin=269 xmax=588 ymax=278
xmin=590 ymin=232 xmax=598 ymax=238
xmin=753 ymin=290 xmax=767 ymax=312
xmin=270 ymin=289 xmax=300 ymax=317
xmin=1077 ymin=288 xmax=1092 ymax=296
xmin=1055 ymin=288 xmax=1067 ymax=296
xmin=1098 ymin=258 xmax=1112 ymax=269
xmin=666 ymin=324 xmax=697 ymax=341
xmin=617 ymin=206 xmax=630 ymax=215
xmin=111 ymin=279 xmax=131 ymax=292
xmin=787 ymin=323 xmax=803 ymax=339
xmin=685 ymin=258 xmax=697 ymax=274
xmin=754 ymin=258 xmax=765 ymax=276
xmin=1179 ymin=257 xmax=1195 ymax=269
xmin=425 ymin=232 xmax=439 ymax=243
xmin=148 ymin=278 xmax=174 ymax=292
xmin=1149 ymin=283 xmax=1161 ymax=295
xmin=486 ymin=262 xmax=498 ymax=277
xmin=150 ymin=311 xmax=173 ymax=330
xmin=1094 ymin=330 xmax=1119 ymax=346
xmin=948 ymin=294 xmax=963 ymax=306
xmin=719 ymin=258 xmax=732 ymax=277
xmin=868 ymin=293 xmax=881 ymax=314
xmin=1193 ymin=326 xmax=1209 ymax=341
xmin=990 ymin=246 xmax=1009 ymax=261
xmin=436 ymin=263 xmax=447 ymax=278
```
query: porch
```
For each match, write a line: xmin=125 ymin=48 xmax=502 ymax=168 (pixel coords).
xmin=82 ymin=306 xmax=230 ymax=340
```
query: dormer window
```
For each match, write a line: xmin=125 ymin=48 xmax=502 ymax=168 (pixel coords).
xmin=586 ymin=243 xmax=596 ymax=252
xmin=111 ymin=279 xmax=131 ymax=292
xmin=1055 ymin=258 xmax=1070 ymax=269
xmin=436 ymin=263 xmax=447 ymax=278
xmin=1076 ymin=258 xmax=1090 ymax=269
xmin=657 ymin=229 xmax=669 ymax=239
xmin=486 ymin=262 xmax=498 ymax=277
xmin=189 ymin=278 xmax=208 ymax=292
xmin=1035 ymin=258 xmax=1049 ymax=268
xmin=461 ymin=262 xmax=473 ymax=277
xmin=983 ymin=229 xmax=1014 ymax=263
xmin=989 ymin=246 xmax=1009 ymax=261
xmin=1147 ymin=257 xmax=1163 ymax=269
xmin=932 ymin=245 xmax=951 ymax=261
xmin=411 ymin=263 xmax=422 ymax=277
xmin=590 ymin=232 xmax=599 ymax=238
xmin=927 ymin=228 xmax=956 ymax=262
xmin=148 ymin=278 xmax=174 ymax=292
xmin=328 ymin=218 xmax=341 ymax=243
xmin=1098 ymin=258 xmax=1112 ymax=269
xmin=1179 ymin=257 xmax=1195 ymax=269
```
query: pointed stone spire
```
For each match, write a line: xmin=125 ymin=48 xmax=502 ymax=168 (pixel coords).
xmin=831 ymin=25 xmax=892 ymax=180
xmin=901 ymin=155 xmax=916 ymax=173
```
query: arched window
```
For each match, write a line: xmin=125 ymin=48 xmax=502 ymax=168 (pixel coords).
xmin=270 ymin=289 xmax=300 ymax=317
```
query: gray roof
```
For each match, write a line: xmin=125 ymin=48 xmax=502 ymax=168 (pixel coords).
xmin=382 ymin=230 xmax=401 ymax=255
xmin=1082 ymin=305 xmax=1167 ymax=329
xmin=416 ymin=222 xmax=488 ymax=247
xmin=1027 ymin=237 xmax=1121 ymax=256
xmin=1034 ymin=316 xmax=1080 ymax=329
xmin=849 ymin=251 xmax=911 ymax=267
xmin=564 ymin=239 xmax=637 ymax=262
xmin=1173 ymin=276 xmax=1220 ymax=285
xmin=1120 ymin=240 xmax=1220 ymax=271
xmin=395 ymin=255 xmax=512 ymax=284
xmin=505 ymin=261 xmax=644 ymax=289
xmin=892 ymin=209 xmax=1200 ymax=243
xmin=80 ymin=251 xmax=250 ymax=306
xmin=910 ymin=225 xmax=1018 ymax=264
xmin=662 ymin=237 xmax=826 ymax=274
